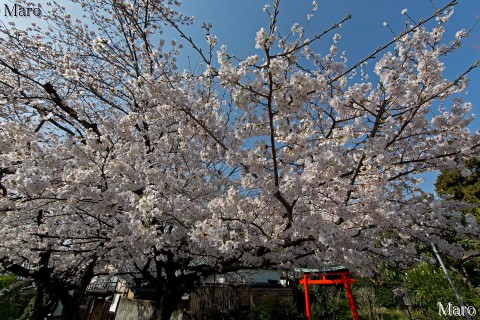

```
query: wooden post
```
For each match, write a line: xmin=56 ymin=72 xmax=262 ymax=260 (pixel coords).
xmin=303 ymin=274 xmax=312 ymax=320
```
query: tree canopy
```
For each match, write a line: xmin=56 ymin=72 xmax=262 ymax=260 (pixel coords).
xmin=435 ymin=158 xmax=480 ymax=289
xmin=0 ymin=0 xmax=479 ymax=318
xmin=436 ymin=158 xmax=480 ymax=216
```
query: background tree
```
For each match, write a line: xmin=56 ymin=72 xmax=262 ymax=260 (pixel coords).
xmin=0 ymin=273 xmax=35 ymax=320
xmin=404 ymin=262 xmax=480 ymax=319
xmin=0 ymin=0 xmax=479 ymax=319
xmin=436 ymin=158 xmax=480 ymax=217
xmin=436 ymin=158 xmax=480 ymax=290
xmin=0 ymin=122 xmax=105 ymax=320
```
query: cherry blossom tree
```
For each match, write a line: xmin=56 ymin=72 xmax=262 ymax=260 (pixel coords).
xmin=0 ymin=99 xmax=109 ymax=320
xmin=1 ymin=0 xmax=479 ymax=319
xmin=0 ymin=1 xmax=226 ymax=318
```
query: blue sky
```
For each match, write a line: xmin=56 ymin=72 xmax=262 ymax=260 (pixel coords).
xmin=2 ymin=0 xmax=479 ymax=193
xmin=177 ymin=0 xmax=480 ymax=193
xmin=178 ymin=1 xmax=479 ymax=114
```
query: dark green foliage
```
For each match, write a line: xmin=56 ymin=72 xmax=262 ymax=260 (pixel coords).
xmin=247 ymin=293 xmax=299 ymax=320
xmin=372 ymin=286 xmax=397 ymax=309
xmin=435 ymin=158 xmax=480 ymax=217
xmin=297 ymin=284 xmax=351 ymax=320
xmin=403 ymin=263 xmax=480 ymax=319
xmin=351 ymin=278 xmax=400 ymax=320
xmin=311 ymin=286 xmax=351 ymax=320
xmin=353 ymin=277 xmax=397 ymax=309
xmin=0 ymin=274 xmax=16 ymax=289
xmin=435 ymin=158 xmax=480 ymax=288
xmin=0 ymin=277 xmax=36 ymax=320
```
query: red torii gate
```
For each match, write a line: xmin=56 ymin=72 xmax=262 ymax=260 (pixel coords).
xmin=299 ymin=270 xmax=360 ymax=320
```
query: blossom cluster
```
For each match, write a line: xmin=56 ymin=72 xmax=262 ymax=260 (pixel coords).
xmin=0 ymin=0 xmax=478 ymax=303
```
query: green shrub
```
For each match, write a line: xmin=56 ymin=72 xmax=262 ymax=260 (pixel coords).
xmin=298 ymin=284 xmax=351 ymax=320
xmin=404 ymin=263 xmax=480 ymax=319
xmin=0 ymin=278 xmax=36 ymax=320
xmin=0 ymin=274 xmax=16 ymax=289
xmin=247 ymin=293 xmax=299 ymax=320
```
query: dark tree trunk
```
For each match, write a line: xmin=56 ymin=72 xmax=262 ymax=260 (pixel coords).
xmin=60 ymin=255 xmax=97 ymax=320
xmin=138 ymin=251 xmax=205 ymax=320
xmin=30 ymin=251 xmax=58 ymax=320
xmin=30 ymin=287 xmax=57 ymax=320
xmin=155 ymin=280 xmax=186 ymax=320
xmin=0 ymin=252 xmax=97 ymax=320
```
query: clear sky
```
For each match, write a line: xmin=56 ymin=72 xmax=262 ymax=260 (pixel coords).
xmin=178 ymin=0 xmax=479 ymax=116
xmin=177 ymin=0 xmax=480 ymax=193
xmin=2 ymin=0 xmax=479 ymax=193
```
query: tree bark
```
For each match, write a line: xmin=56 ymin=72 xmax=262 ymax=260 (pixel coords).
xmin=0 ymin=253 xmax=97 ymax=320
xmin=30 ymin=251 xmax=58 ymax=320
xmin=155 ymin=281 xmax=186 ymax=320
xmin=59 ymin=255 xmax=97 ymax=320
xmin=30 ymin=286 xmax=57 ymax=320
